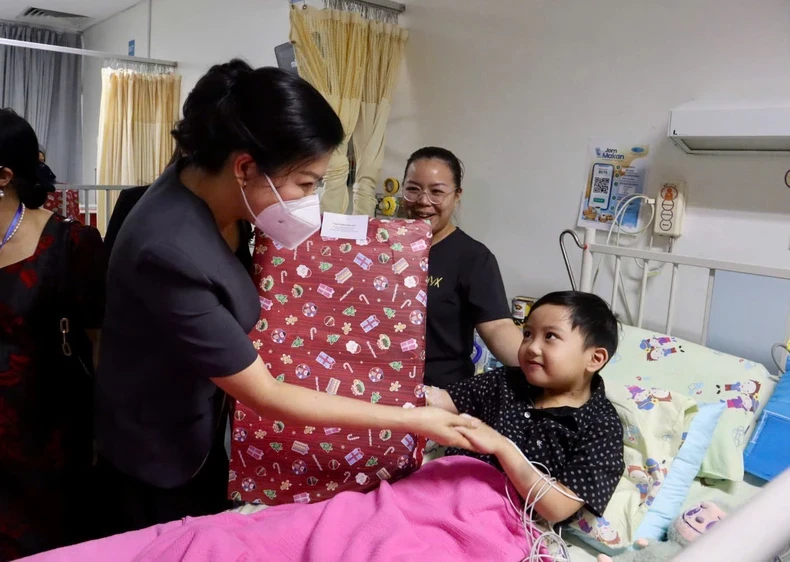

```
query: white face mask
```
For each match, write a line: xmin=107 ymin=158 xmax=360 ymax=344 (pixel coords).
xmin=240 ymin=174 xmax=321 ymax=250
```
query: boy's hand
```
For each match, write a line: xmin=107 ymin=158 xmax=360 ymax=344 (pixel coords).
xmin=455 ymin=418 xmax=507 ymax=456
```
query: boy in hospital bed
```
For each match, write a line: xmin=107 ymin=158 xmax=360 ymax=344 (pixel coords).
xmin=427 ymin=291 xmax=624 ymax=523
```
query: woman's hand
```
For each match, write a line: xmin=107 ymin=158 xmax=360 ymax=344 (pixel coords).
xmin=455 ymin=419 xmax=507 ymax=456
xmin=214 ymin=357 xmax=481 ymax=448
xmin=410 ymin=406 xmax=480 ymax=449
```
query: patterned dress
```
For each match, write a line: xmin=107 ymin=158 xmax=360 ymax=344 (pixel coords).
xmin=0 ymin=214 xmax=105 ymax=560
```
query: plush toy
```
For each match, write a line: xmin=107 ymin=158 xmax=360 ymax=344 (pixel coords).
xmin=596 ymin=501 xmax=727 ymax=562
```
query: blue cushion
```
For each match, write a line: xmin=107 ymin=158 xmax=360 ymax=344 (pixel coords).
xmin=633 ymin=401 xmax=726 ymax=542
xmin=745 ymin=369 xmax=790 ymax=481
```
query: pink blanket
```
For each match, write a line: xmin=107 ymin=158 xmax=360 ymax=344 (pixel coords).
xmin=20 ymin=457 xmax=540 ymax=562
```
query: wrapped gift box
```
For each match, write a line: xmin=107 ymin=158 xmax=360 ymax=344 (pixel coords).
xmin=228 ymin=218 xmax=432 ymax=506
xmin=43 ymin=189 xmax=80 ymax=220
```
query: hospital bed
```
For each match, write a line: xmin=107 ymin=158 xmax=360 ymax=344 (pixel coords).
xmin=559 ymin=227 xmax=790 ymax=561
xmin=229 ymin=227 xmax=790 ymax=561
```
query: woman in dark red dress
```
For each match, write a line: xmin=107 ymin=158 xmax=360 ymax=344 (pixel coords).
xmin=0 ymin=109 xmax=106 ymax=559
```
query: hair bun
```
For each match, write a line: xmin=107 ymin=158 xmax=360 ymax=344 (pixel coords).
xmin=35 ymin=162 xmax=57 ymax=193
xmin=218 ymin=59 xmax=254 ymax=91
xmin=15 ymin=162 xmax=56 ymax=209
xmin=171 ymin=58 xmax=343 ymax=175
xmin=172 ymin=59 xmax=255 ymax=160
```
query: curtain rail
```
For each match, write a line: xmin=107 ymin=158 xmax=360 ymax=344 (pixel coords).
xmin=352 ymin=0 xmax=405 ymax=13
xmin=0 ymin=37 xmax=177 ymax=67
xmin=310 ymin=0 xmax=406 ymax=14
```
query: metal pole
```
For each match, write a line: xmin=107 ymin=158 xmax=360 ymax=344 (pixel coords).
xmin=665 ymin=264 xmax=679 ymax=335
xmin=0 ymin=38 xmax=177 ymax=67
xmin=559 ymin=229 xmax=585 ymax=291
xmin=701 ymin=269 xmax=717 ymax=346
xmin=580 ymin=228 xmax=596 ymax=292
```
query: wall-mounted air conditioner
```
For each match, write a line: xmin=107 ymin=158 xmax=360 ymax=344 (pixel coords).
xmin=668 ymin=100 xmax=790 ymax=155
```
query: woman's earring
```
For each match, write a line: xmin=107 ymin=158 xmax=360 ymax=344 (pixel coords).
xmin=0 ymin=188 xmax=4 ymax=200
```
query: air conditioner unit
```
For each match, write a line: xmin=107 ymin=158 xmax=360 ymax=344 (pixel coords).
xmin=668 ymin=100 xmax=790 ymax=155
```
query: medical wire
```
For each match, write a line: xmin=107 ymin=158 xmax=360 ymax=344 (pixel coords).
xmin=503 ymin=437 xmax=581 ymax=562
xmin=591 ymin=194 xmax=658 ymax=324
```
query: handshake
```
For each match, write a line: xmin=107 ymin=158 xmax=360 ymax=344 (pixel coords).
xmin=406 ymin=386 xmax=508 ymax=456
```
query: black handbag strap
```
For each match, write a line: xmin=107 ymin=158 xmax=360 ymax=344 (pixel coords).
xmin=50 ymin=217 xmax=93 ymax=377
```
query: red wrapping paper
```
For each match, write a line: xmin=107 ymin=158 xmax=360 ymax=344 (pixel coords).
xmin=229 ymin=218 xmax=432 ymax=506
xmin=43 ymin=189 xmax=80 ymax=220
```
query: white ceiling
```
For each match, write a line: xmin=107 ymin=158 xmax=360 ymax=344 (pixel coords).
xmin=0 ymin=0 xmax=139 ymax=30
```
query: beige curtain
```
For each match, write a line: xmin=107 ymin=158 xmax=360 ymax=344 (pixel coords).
xmin=352 ymin=21 xmax=408 ymax=216
xmin=290 ymin=6 xmax=368 ymax=214
xmin=96 ymin=67 xmax=181 ymax=233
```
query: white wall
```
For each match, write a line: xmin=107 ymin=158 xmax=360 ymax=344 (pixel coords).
xmin=84 ymin=0 xmax=790 ymax=347
xmin=385 ymin=0 xmax=790 ymax=344
xmin=148 ymin=0 xmax=292 ymax=103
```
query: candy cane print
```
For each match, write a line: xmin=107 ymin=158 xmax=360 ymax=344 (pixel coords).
xmin=293 ymin=248 xmax=298 ymax=260
xmin=312 ymin=454 xmax=323 ymax=471
xmin=343 ymin=362 xmax=354 ymax=374
xmin=310 ymin=327 xmax=317 ymax=340
xmin=280 ymin=271 xmax=288 ymax=283
xmin=384 ymin=447 xmax=395 ymax=456
xmin=273 ymin=462 xmax=281 ymax=474
xmin=315 ymin=377 xmax=320 ymax=392
xmin=340 ymin=288 xmax=354 ymax=301
xmin=306 ymin=241 xmax=313 ymax=252
xmin=366 ymin=342 xmax=377 ymax=358
xmin=238 ymin=450 xmax=247 ymax=468
xmin=410 ymin=366 xmax=416 ymax=379
xmin=400 ymin=299 xmax=412 ymax=309
xmin=344 ymin=471 xmax=352 ymax=483
xmin=359 ymin=294 xmax=369 ymax=305
xmin=392 ymin=284 xmax=399 ymax=302
xmin=347 ymin=434 xmax=360 ymax=441
xmin=368 ymin=429 xmax=373 ymax=447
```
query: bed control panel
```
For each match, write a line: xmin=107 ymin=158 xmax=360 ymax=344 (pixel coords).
xmin=654 ymin=181 xmax=687 ymax=238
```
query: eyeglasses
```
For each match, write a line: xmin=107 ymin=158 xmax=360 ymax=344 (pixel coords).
xmin=402 ymin=186 xmax=458 ymax=205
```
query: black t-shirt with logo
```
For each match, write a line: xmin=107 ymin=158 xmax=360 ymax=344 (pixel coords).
xmin=424 ymin=228 xmax=511 ymax=388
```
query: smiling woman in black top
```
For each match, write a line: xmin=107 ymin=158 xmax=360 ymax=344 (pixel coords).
xmin=401 ymin=147 xmax=525 ymax=388
xmin=95 ymin=61 xmax=477 ymax=536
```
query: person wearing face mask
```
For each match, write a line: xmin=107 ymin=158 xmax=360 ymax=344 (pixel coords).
xmin=401 ymin=147 xmax=524 ymax=389
xmin=94 ymin=61 xmax=478 ymax=537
